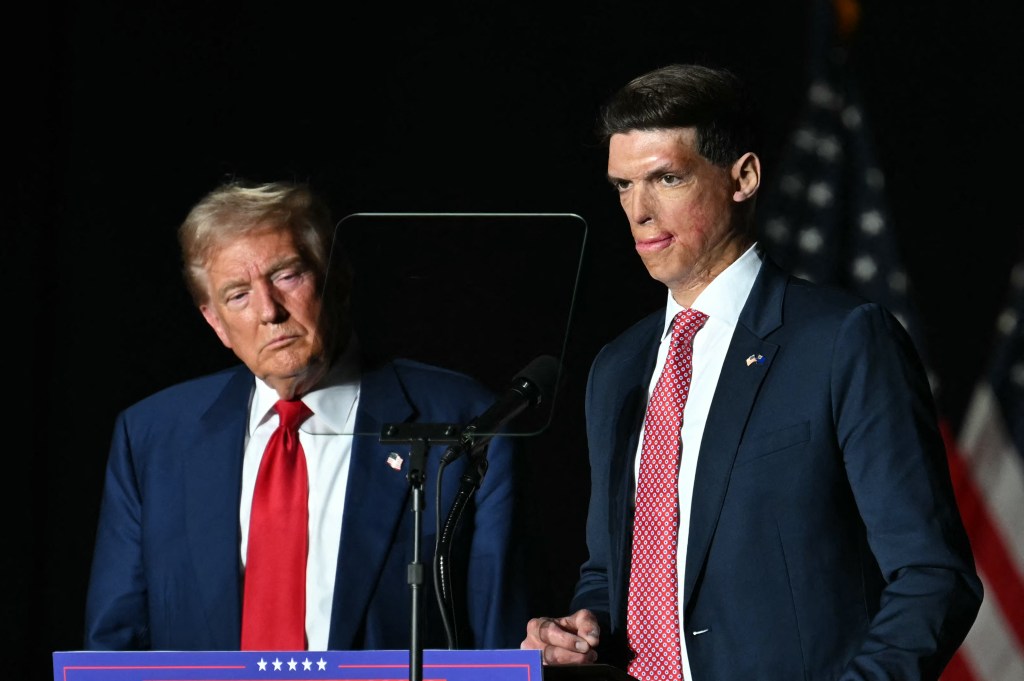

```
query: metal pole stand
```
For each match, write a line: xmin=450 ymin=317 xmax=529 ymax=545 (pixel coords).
xmin=380 ymin=422 xmax=461 ymax=681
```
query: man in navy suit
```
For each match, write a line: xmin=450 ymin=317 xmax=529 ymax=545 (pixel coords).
xmin=85 ymin=180 xmax=525 ymax=651
xmin=521 ymin=64 xmax=982 ymax=679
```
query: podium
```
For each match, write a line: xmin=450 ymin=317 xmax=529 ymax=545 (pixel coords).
xmin=53 ymin=649 xmax=637 ymax=681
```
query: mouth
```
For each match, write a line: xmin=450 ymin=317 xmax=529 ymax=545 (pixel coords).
xmin=635 ymin=233 xmax=674 ymax=255
xmin=264 ymin=334 xmax=300 ymax=351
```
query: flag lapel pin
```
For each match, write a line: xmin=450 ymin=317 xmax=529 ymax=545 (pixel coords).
xmin=746 ymin=353 xmax=765 ymax=366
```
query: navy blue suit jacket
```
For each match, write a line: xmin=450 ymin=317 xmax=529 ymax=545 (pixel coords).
xmin=570 ymin=257 xmax=982 ymax=680
xmin=85 ymin=358 xmax=526 ymax=651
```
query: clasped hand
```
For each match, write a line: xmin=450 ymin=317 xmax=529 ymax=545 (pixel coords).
xmin=521 ymin=609 xmax=601 ymax=665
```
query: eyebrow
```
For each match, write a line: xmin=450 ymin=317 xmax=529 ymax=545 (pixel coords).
xmin=212 ymin=255 xmax=308 ymax=300
xmin=265 ymin=255 xmax=307 ymax=276
xmin=607 ymin=161 xmax=678 ymax=186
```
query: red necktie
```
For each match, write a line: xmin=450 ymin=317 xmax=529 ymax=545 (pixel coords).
xmin=627 ymin=308 xmax=708 ymax=680
xmin=242 ymin=399 xmax=312 ymax=650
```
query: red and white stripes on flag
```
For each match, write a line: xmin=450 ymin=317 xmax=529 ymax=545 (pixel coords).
xmin=941 ymin=261 xmax=1024 ymax=681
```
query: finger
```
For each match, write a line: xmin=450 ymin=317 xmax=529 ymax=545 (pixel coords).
xmin=562 ymin=609 xmax=601 ymax=646
xmin=538 ymin=618 xmax=599 ymax=657
xmin=542 ymin=643 xmax=599 ymax=666
xmin=522 ymin=616 xmax=556 ymax=647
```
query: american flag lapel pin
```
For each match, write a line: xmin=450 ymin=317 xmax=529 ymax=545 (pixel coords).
xmin=746 ymin=353 xmax=765 ymax=366
xmin=386 ymin=452 xmax=404 ymax=471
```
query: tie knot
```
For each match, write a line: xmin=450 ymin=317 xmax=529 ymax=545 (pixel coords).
xmin=671 ymin=307 xmax=709 ymax=343
xmin=274 ymin=399 xmax=312 ymax=431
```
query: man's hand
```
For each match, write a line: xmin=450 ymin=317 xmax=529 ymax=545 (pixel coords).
xmin=521 ymin=609 xmax=601 ymax=665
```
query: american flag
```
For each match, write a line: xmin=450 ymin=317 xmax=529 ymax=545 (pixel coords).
xmin=756 ymin=19 xmax=931 ymax=376
xmin=754 ymin=2 xmax=1023 ymax=678
xmin=943 ymin=261 xmax=1024 ymax=680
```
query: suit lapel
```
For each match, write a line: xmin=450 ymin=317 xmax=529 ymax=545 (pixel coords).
xmin=328 ymin=362 xmax=415 ymax=649
xmin=609 ymin=318 xmax=662 ymax=548
xmin=682 ymin=258 xmax=787 ymax=609
xmin=183 ymin=366 xmax=253 ymax=644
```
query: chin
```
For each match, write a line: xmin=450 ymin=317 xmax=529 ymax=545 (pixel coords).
xmin=256 ymin=356 xmax=310 ymax=380
xmin=645 ymin=269 xmax=677 ymax=288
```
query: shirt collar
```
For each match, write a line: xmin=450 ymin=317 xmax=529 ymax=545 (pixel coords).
xmin=250 ymin=337 xmax=361 ymax=436
xmin=660 ymin=243 xmax=763 ymax=339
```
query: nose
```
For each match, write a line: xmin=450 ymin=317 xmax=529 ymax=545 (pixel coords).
xmin=623 ymin=184 xmax=654 ymax=227
xmin=253 ymin=280 xmax=287 ymax=323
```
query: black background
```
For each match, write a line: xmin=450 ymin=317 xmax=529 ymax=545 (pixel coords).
xmin=18 ymin=1 xmax=1023 ymax=677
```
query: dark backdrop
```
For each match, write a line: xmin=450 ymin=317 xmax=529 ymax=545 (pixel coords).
xmin=18 ymin=1 xmax=1023 ymax=677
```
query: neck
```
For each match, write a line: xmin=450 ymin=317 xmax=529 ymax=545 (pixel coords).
xmin=668 ymin=236 xmax=753 ymax=308
xmin=266 ymin=357 xmax=331 ymax=401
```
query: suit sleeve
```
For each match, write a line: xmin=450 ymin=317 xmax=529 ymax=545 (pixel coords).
xmin=569 ymin=344 xmax=628 ymax=664
xmin=571 ymin=347 xmax=615 ymax=616
xmin=83 ymin=411 xmax=150 ymax=650
xmin=833 ymin=303 xmax=982 ymax=679
xmin=462 ymin=431 xmax=531 ymax=649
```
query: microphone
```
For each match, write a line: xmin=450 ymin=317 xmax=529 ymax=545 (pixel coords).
xmin=440 ymin=355 xmax=563 ymax=465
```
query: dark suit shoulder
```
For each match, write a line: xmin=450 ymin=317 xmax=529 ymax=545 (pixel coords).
xmin=362 ymin=358 xmax=499 ymax=421
xmin=783 ymin=273 xmax=874 ymax=313
xmin=389 ymin=358 xmax=494 ymax=392
xmin=775 ymin=275 xmax=916 ymax=351
xmin=755 ymin=256 xmax=871 ymax=316
xmin=119 ymin=364 xmax=251 ymax=423
xmin=594 ymin=308 xmax=663 ymax=364
xmin=369 ymin=358 xmax=495 ymax=396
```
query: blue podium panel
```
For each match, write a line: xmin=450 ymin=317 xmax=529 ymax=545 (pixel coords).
xmin=53 ymin=649 xmax=543 ymax=681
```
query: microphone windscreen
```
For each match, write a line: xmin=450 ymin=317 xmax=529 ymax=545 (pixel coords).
xmin=514 ymin=354 xmax=563 ymax=406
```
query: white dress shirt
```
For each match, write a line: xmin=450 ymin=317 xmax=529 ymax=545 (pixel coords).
xmin=240 ymin=342 xmax=361 ymax=651
xmin=632 ymin=244 xmax=762 ymax=681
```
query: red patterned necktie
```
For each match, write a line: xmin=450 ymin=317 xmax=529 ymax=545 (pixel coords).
xmin=627 ymin=308 xmax=708 ymax=680
xmin=242 ymin=399 xmax=313 ymax=650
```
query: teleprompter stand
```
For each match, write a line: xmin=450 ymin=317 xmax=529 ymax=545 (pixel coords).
xmin=378 ymin=422 xmax=637 ymax=681
xmin=379 ymin=421 xmax=462 ymax=681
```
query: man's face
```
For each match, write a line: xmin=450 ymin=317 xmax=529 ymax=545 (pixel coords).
xmin=607 ymin=127 xmax=751 ymax=304
xmin=199 ymin=224 xmax=327 ymax=397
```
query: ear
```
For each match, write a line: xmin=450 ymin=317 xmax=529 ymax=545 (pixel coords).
xmin=731 ymin=152 xmax=761 ymax=203
xmin=200 ymin=304 xmax=233 ymax=349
